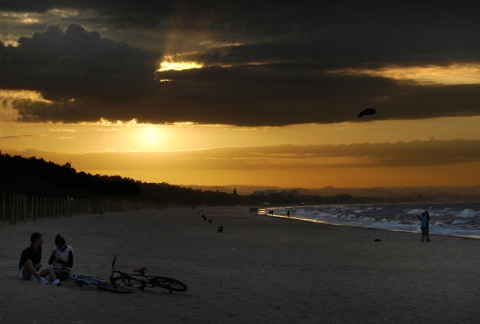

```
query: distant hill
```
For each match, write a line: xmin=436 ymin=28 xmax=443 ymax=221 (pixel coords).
xmin=187 ymin=184 xmax=480 ymax=201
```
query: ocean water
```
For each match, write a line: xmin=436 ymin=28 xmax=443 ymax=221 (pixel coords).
xmin=260 ymin=202 xmax=480 ymax=239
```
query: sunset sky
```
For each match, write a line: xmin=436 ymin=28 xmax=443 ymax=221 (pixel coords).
xmin=1 ymin=1 xmax=480 ymax=189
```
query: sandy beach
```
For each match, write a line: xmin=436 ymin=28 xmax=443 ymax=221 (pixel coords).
xmin=1 ymin=206 xmax=479 ymax=323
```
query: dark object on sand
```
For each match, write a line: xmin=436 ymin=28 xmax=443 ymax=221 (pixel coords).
xmin=358 ymin=108 xmax=376 ymax=117
xmin=71 ymin=274 xmax=132 ymax=294
xmin=217 ymin=226 xmax=224 ymax=233
xmin=109 ymin=256 xmax=188 ymax=294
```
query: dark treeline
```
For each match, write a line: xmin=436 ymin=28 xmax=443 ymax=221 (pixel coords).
xmin=0 ymin=152 xmax=390 ymax=206
xmin=1 ymin=153 xmax=200 ymax=205
xmin=1 ymin=153 xmax=139 ymax=198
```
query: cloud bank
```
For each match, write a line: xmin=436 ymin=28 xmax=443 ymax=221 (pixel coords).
xmin=1 ymin=1 xmax=480 ymax=126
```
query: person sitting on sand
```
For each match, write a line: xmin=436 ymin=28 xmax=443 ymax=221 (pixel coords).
xmin=48 ymin=234 xmax=74 ymax=281
xmin=18 ymin=232 xmax=60 ymax=285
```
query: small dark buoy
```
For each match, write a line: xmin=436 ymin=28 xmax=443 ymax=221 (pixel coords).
xmin=374 ymin=238 xmax=381 ymax=242
xmin=217 ymin=226 xmax=224 ymax=233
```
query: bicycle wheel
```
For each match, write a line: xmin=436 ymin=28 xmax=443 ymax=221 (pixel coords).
xmin=110 ymin=276 xmax=146 ymax=290
xmin=96 ymin=282 xmax=133 ymax=294
xmin=152 ymin=276 xmax=188 ymax=293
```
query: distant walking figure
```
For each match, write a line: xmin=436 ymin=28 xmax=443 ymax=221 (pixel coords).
xmin=418 ymin=212 xmax=430 ymax=242
xmin=424 ymin=211 xmax=430 ymax=241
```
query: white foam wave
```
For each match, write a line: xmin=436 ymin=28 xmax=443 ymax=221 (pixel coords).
xmin=457 ymin=209 xmax=478 ymax=218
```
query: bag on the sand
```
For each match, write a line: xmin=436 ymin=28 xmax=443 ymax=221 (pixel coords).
xmin=55 ymin=270 xmax=70 ymax=282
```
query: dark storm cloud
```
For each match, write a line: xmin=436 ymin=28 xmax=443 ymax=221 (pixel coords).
xmin=152 ymin=65 xmax=480 ymax=126
xmin=2 ymin=25 xmax=480 ymax=125
xmin=0 ymin=0 xmax=55 ymax=13
xmin=2 ymin=24 xmax=156 ymax=90
xmin=4 ymin=1 xmax=479 ymax=53
xmin=0 ymin=24 xmax=159 ymax=121
xmin=1 ymin=1 xmax=480 ymax=125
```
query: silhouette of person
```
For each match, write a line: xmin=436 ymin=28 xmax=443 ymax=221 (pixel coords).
xmin=418 ymin=212 xmax=430 ymax=242
xmin=48 ymin=234 xmax=74 ymax=281
xmin=19 ymin=233 xmax=60 ymax=284
xmin=424 ymin=211 xmax=430 ymax=242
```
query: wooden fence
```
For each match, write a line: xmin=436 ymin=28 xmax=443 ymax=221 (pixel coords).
xmin=1 ymin=192 xmax=159 ymax=226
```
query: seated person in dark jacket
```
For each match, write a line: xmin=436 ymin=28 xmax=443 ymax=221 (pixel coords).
xmin=19 ymin=232 xmax=60 ymax=285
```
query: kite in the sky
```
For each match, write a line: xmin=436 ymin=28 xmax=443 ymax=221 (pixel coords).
xmin=357 ymin=108 xmax=376 ymax=117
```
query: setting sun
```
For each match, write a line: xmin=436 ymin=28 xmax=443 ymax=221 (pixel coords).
xmin=139 ymin=125 xmax=162 ymax=148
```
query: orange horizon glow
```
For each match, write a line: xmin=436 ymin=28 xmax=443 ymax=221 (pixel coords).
xmin=2 ymin=116 xmax=480 ymax=188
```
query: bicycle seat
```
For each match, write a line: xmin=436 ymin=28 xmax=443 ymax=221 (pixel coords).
xmin=134 ymin=267 xmax=146 ymax=274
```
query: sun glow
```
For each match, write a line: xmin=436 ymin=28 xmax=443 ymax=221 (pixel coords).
xmin=138 ymin=125 xmax=162 ymax=148
xmin=0 ymin=90 xmax=54 ymax=103
xmin=329 ymin=63 xmax=480 ymax=85
xmin=158 ymin=61 xmax=204 ymax=72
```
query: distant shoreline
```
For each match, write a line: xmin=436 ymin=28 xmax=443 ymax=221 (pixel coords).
xmin=259 ymin=202 xmax=480 ymax=240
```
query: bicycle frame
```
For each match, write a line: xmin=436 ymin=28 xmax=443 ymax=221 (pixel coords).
xmin=70 ymin=273 xmax=132 ymax=294
xmin=109 ymin=256 xmax=153 ymax=290
xmin=109 ymin=256 xmax=188 ymax=294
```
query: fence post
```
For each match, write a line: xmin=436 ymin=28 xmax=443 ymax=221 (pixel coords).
xmin=24 ymin=195 xmax=27 ymax=222
xmin=19 ymin=195 xmax=22 ymax=222
xmin=2 ymin=191 xmax=5 ymax=226
xmin=13 ymin=193 xmax=17 ymax=224
xmin=30 ymin=196 xmax=34 ymax=221
xmin=22 ymin=195 xmax=26 ymax=222
xmin=15 ymin=193 xmax=19 ymax=224
xmin=35 ymin=196 xmax=38 ymax=221
xmin=9 ymin=193 xmax=13 ymax=224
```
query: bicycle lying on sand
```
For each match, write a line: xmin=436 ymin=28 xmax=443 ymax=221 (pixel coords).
xmin=71 ymin=274 xmax=133 ymax=294
xmin=109 ymin=256 xmax=188 ymax=294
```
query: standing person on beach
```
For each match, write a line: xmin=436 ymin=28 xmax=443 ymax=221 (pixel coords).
xmin=424 ymin=211 xmax=431 ymax=242
xmin=18 ymin=232 xmax=60 ymax=285
xmin=48 ymin=234 xmax=74 ymax=281
xmin=418 ymin=212 xmax=430 ymax=242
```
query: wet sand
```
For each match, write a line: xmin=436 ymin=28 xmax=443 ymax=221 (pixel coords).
xmin=1 ymin=206 xmax=479 ymax=323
